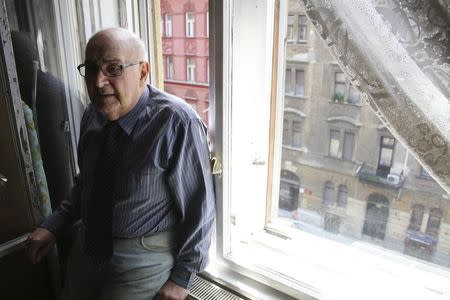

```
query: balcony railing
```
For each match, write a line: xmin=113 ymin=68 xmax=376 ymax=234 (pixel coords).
xmin=357 ymin=163 xmax=405 ymax=188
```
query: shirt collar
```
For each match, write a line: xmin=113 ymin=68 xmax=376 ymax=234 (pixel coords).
xmin=116 ymin=86 xmax=149 ymax=136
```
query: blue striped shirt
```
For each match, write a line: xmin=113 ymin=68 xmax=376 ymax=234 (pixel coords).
xmin=42 ymin=85 xmax=216 ymax=289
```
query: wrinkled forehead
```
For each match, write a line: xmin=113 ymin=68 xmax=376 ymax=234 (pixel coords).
xmin=85 ymin=34 xmax=131 ymax=63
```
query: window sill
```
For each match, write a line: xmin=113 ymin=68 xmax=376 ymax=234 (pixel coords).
xmin=282 ymin=145 xmax=307 ymax=152
xmin=285 ymin=94 xmax=306 ymax=100
xmin=328 ymin=100 xmax=363 ymax=107
xmin=164 ymin=79 xmax=209 ymax=87
xmin=224 ymin=221 xmax=450 ymax=300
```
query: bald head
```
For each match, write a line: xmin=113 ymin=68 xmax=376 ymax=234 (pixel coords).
xmin=86 ymin=27 xmax=147 ymax=62
xmin=82 ymin=27 xmax=150 ymax=121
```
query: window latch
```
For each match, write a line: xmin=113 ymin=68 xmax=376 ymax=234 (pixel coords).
xmin=211 ymin=157 xmax=222 ymax=175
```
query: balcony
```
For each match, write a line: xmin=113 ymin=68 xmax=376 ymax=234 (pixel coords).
xmin=357 ymin=163 xmax=405 ymax=189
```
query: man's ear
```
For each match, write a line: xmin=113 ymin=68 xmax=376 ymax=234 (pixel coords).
xmin=140 ymin=61 xmax=150 ymax=82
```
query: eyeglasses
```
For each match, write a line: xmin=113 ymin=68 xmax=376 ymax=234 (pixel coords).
xmin=77 ymin=61 xmax=143 ymax=78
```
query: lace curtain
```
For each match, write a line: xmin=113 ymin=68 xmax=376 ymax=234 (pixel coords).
xmin=299 ymin=0 xmax=450 ymax=192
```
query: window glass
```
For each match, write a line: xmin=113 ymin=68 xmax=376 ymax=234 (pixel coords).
xmin=295 ymin=69 xmax=305 ymax=96
xmin=292 ymin=121 xmax=302 ymax=147
xmin=329 ymin=129 xmax=340 ymax=157
xmin=342 ymin=131 xmax=355 ymax=161
xmin=287 ymin=15 xmax=294 ymax=41
xmin=285 ymin=68 xmax=292 ymax=94
xmin=297 ymin=15 xmax=307 ymax=42
xmin=160 ymin=0 xmax=209 ymax=126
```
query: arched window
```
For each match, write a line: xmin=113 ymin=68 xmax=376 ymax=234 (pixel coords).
xmin=323 ymin=181 xmax=335 ymax=206
xmin=337 ymin=185 xmax=348 ymax=207
xmin=426 ymin=208 xmax=442 ymax=237
xmin=408 ymin=204 xmax=424 ymax=231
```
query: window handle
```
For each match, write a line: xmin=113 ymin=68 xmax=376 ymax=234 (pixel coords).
xmin=0 ymin=173 xmax=7 ymax=188
xmin=252 ymin=158 xmax=266 ymax=166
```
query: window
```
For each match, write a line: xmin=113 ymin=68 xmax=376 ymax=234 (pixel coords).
xmin=287 ymin=15 xmax=294 ymax=42
xmin=285 ymin=67 xmax=305 ymax=97
xmin=323 ymin=181 xmax=335 ymax=205
xmin=333 ymin=71 xmax=361 ymax=104
xmin=292 ymin=121 xmax=302 ymax=148
xmin=377 ymin=136 xmax=395 ymax=177
xmin=166 ymin=56 xmax=173 ymax=79
xmin=329 ymin=129 xmax=340 ymax=158
xmin=426 ymin=208 xmax=442 ymax=237
xmin=342 ymin=132 xmax=355 ymax=161
xmin=282 ymin=117 xmax=303 ymax=148
xmin=206 ymin=11 xmax=209 ymax=37
xmin=186 ymin=57 xmax=196 ymax=82
xmin=408 ymin=204 xmax=424 ymax=231
xmin=337 ymin=185 xmax=348 ymax=207
xmin=218 ymin=1 xmax=450 ymax=299
xmin=186 ymin=12 xmax=195 ymax=37
xmin=164 ymin=14 xmax=172 ymax=37
xmin=285 ymin=68 xmax=292 ymax=94
xmin=297 ymin=15 xmax=307 ymax=42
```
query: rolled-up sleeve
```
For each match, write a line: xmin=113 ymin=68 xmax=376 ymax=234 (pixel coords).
xmin=167 ymin=118 xmax=216 ymax=289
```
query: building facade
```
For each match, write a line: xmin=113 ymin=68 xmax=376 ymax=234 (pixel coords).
xmin=160 ymin=0 xmax=209 ymax=125
xmin=279 ymin=0 xmax=450 ymax=267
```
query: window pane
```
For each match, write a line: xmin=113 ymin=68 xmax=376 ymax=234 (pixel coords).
xmin=348 ymin=85 xmax=360 ymax=104
xmin=287 ymin=15 xmax=294 ymax=41
xmin=285 ymin=68 xmax=292 ymax=94
xmin=292 ymin=121 xmax=301 ymax=147
xmin=298 ymin=16 xmax=307 ymax=42
xmin=161 ymin=0 xmax=210 ymax=126
xmin=329 ymin=130 xmax=340 ymax=157
xmin=295 ymin=70 xmax=305 ymax=96
xmin=342 ymin=132 xmax=354 ymax=161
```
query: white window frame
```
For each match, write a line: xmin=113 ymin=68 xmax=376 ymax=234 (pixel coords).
xmin=166 ymin=55 xmax=173 ymax=79
xmin=186 ymin=57 xmax=196 ymax=82
xmin=165 ymin=13 xmax=172 ymax=37
xmin=186 ymin=12 xmax=195 ymax=37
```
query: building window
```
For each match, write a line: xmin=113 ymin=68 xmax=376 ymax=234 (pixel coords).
xmin=323 ymin=181 xmax=335 ymax=205
xmin=337 ymin=185 xmax=348 ymax=207
xmin=164 ymin=14 xmax=172 ymax=37
xmin=206 ymin=11 xmax=209 ymax=38
xmin=329 ymin=129 xmax=340 ymax=158
xmin=333 ymin=71 xmax=361 ymax=104
xmin=282 ymin=117 xmax=303 ymax=148
xmin=206 ymin=59 xmax=209 ymax=83
xmin=186 ymin=12 xmax=195 ymax=37
xmin=285 ymin=68 xmax=292 ymax=94
xmin=287 ymin=15 xmax=294 ymax=42
xmin=279 ymin=170 xmax=300 ymax=213
xmin=294 ymin=70 xmax=305 ymax=96
xmin=426 ymin=208 xmax=442 ymax=237
xmin=166 ymin=56 xmax=173 ymax=79
xmin=292 ymin=120 xmax=302 ymax=148
xmin=298 ymin=15 xmax=308 ymax=43
xmin=377 ymin=136 xmax=395 ymax=177
xmin=342 ymin=132 xmax=355 ymax=161
xmin=186 ymin=57 xmax=196 ymax=82
xmin=408 ymin=204 xmax=424 ymax=231
xmin=285 ymin=67 xmax=305 ymax=97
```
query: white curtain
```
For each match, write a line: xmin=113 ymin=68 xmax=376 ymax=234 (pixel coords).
xmin=300 ymin=0 xmax=450 ymax=192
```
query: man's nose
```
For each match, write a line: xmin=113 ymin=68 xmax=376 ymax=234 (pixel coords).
xmin=94 ymin=69 xmax=109 ymax=87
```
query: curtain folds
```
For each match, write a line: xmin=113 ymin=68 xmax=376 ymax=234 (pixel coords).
xmin=299 ymin=0 xmax=450 ymax=192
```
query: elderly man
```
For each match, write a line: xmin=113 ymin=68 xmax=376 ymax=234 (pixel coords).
xmin=27 ymin=27 xmax=215 ymax=300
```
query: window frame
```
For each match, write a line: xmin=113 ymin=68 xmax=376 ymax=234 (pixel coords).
xmin=186 ymin=12 xmax=195 ymax=37
xmin=164 ymin=13 xmax=172 ymax=37
xmin=186 ymin=57 xmax=196 ymax=82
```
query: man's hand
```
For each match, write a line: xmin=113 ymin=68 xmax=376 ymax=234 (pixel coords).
xmin=156 ymin=280 xmax=189 ymax=300
xmin=26 ymin=227 xmax=56 ymax=264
